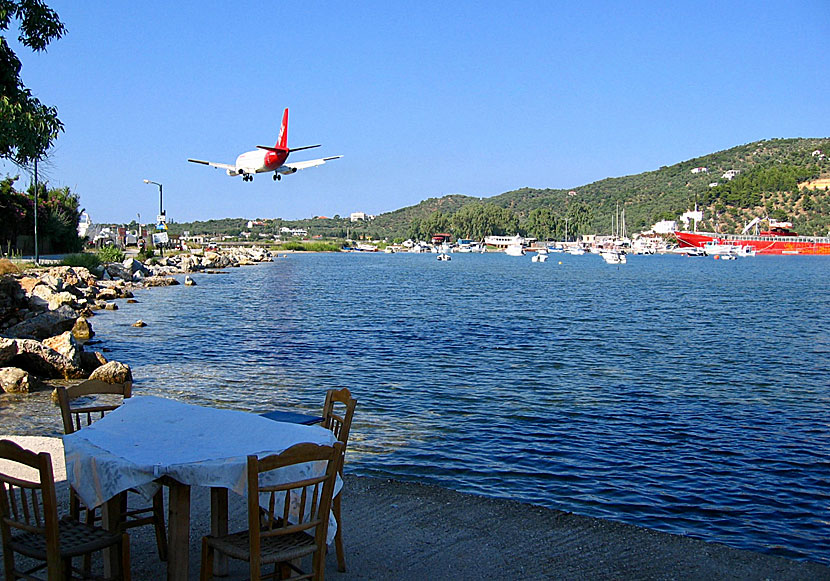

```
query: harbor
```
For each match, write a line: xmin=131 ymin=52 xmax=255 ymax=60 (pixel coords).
xmin=2 ymin=252 xmax=828 ymax=567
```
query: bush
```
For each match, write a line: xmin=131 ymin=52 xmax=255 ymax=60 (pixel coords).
xmin=97 ymin=245 xmax=125 ymax=263
xmin=61 ymin=253 xmax=101 ymax=269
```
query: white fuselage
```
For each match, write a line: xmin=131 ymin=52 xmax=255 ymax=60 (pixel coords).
xmin=234 ymin=150 xmax=269 ymax=175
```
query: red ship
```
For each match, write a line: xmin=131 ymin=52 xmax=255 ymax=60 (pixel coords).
xmin=675 ymin=220 xmax=830 ymax=255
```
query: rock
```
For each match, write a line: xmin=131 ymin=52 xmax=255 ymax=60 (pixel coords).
xmin=0 ymin=337 xmax=17 ymax=365
xmin=6 ymin=338 xmax=85 ymax=379
xmin=96 ymin=287 xmax=119 ymax=301
xmin=126 ymin=299 xmax=138 ymax=304
xmin=0 ymin=367 xmax=45 ymax=393
xmin=1 ymin=304 xmax=78 ymax=340
xmin=184 ymin=275 xmax=196 ymax=286
xmin=123 ymin=257 xmax=151 ymax=277
xmin=104 ymin=263 xmax=131 ymax=281
xmin=104 ymin=303 xmax=118 ymax=311
xmin=43 ymin=331 xmax=83 ymax=370
xmin=144 ymin=276 xmax=179 ymax=287
xmin=80 ymin=350 xmax=108 ymax=374
xmin=71 ymin=316 xmax=94 ymax=341
xmin=89 ymin=360 xmax=132 ymax=383
xmin=132 ymin=320 xmax=147 ymax=327
xmin=0 ymin=258 xmax=20 ymax=275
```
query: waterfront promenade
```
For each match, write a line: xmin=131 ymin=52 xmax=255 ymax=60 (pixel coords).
xmin=2 ymin=436 xmax=828 ymax=580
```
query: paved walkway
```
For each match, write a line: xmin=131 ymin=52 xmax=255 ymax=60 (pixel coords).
xmin=2 ymin=436 xmax=828 ymax=580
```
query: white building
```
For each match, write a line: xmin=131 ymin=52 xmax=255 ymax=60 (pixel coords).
xmin=350 ymin=212 xmax=367 ymax=222
xmin=722 ymin=169 xmax=740 ymax=180
xmin=691 ymin=167 xmax=708 ymax=174
xmin=279 ymin=227 xmax=307 ymax=237
xmin=651 ymin=220 xmax=677 ymax=234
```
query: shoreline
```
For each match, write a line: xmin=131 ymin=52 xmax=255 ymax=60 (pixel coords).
xmin=1 ymin=436 xmax=828 ymax=580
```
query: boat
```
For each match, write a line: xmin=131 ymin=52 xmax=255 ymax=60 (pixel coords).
xmin=531 ymin=253 xmax=548 ymax=262
xmin=505 ymin=244 xmax=525 ymax=256
xmin=600 ymin=249 xmax=627 ymax=264
xmin=675 ymin=219 xmax=830 ymax=255
xmin=437 ymin=253 xmax=451 ymax=261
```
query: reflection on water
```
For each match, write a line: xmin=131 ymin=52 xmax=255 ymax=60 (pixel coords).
xmin=2 ymin=253 xmax=829 ymax=564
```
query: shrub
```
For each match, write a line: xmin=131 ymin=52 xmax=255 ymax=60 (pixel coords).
xmin=61 ymin=253 xmax=101 ymax=269
xmin=97 ymin=245 xmax=125 ymax=263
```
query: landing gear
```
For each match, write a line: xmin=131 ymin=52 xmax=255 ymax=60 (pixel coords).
xmin=273 ymin=174 xmax=281 ymax=181
xmin=242 ymin=174 xmax=253 ymax=182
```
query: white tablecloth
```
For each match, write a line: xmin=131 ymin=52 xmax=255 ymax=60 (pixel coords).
xmin=63 ymin=395 xmax=338 ymax=526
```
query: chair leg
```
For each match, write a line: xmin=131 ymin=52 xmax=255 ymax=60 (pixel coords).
xmin=333 ymin=493 xmax=346 ymax=572
xmin=121 ymin=532 xmax=132 ymax=581
xmin=152 ymin=489 xmax=168 ymax=561
xmin=200 ymin=537 xmax=214 ymax=581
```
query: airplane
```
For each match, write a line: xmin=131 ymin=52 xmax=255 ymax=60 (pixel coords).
xmin=187 ymin=108 xmax=341 ymax=182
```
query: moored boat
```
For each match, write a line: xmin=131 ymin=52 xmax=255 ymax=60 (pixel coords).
xmin=676 ymin=221 xmax=830 ymax=256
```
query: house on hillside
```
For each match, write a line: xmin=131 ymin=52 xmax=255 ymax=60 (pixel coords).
xmin=722 ymin=169 xmax=740 ymax=180
xmin=691 ymin=167 xmax=708 ymax=174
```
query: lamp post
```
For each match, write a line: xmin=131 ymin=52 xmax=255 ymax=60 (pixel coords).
xmin=143 ymin=179 xmax=163 ymax=217
xmin=143 ymin=179 xmax=165 ymax=256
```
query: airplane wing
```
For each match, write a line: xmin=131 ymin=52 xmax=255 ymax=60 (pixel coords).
xmin=187 ymin=158 xmax=236 ymax=172
xmin=279 ymin=155 xmax=343 ymax=174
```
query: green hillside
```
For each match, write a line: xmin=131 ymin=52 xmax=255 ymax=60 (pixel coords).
xmin=170 ymin=138 xmax=830 ymax=241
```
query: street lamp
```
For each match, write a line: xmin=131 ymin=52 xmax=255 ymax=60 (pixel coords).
xmin=142 ymin=179 xmax=163 ymax=217
xmin=143 ymin=179 xmax=165 ymax=256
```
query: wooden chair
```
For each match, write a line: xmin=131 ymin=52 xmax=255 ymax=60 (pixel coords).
xmin=56 ymin=380 xmax=168 ymax=562
xmin=0 ymin=439 xmax=131 ymax=580
xmin=199 ymin=441 xmax=344 ymax=581
xmin=321 ymin=388 xmax=357 ymax=572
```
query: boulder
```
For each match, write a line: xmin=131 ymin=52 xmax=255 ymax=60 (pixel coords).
xmin=30 ymin=285 xmax=77 ymax=311
xmin=104 ymin=263 xmax=131 ymax=281
xmin=132 ymin=320 xmax=147 ymax=327
xmin=0 ymin=367 xmax=45 ymax=393
xmin=184 ymin=275 xmax=196 ymax=286
xmin=0 ymin=337 xmax=17 ymax=365
xmin=144 ymin=276 xmax=179 ymax=287
xmin=43 ymin=331 xmax=83 ymax=370
xmin=1 ymin=304 xmax=78 ymax=340
xmin=103 ymin=303 xmax=118 ymax=311
xmin=71 ymin=316 xmax=94 ymax=341
xmin=123 ymin=258 xmax=151 ymax=277
xmin=6 ymin=338 xmax=85 ymax=379
xmin=0 ymin=258 xmax=20 ymax=275
xmin=89 ymin=360 xmax=132 ymax=383
xmin=96 ymin=287 xmax=119 ymax=301
xmin=80 ymin=350 xmax=107 ymax=373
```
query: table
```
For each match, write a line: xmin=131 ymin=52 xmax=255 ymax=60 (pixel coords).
xmin=63 ymin=395 xmax=338 ymax=581
xmin=259 ymin=409 xmax=324 ymax=425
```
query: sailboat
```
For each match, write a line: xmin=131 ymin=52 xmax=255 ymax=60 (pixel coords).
xmin=601 ymin=203 xmax=628 ymax=264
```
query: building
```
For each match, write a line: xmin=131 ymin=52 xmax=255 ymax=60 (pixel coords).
xmin=722 ymin=169 xmax=740 ymax=180
xmin=651 ymin=220 xmax=677 ymax=234
xmin=690 ymin=167 xmax=708 ymax=174
xmin=279 ymin=227 xmax=307 ymax=237
xmin=350 ymin=212 xmax=367 ymax=222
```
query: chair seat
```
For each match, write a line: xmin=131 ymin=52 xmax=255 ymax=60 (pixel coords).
xmin=9 ymin=516 xmax=122 ymax=560
xmin=205 ymin=528 xmax=317 ymax=564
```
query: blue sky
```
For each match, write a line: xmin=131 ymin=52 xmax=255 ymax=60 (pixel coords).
xmin=3 ymin=1 xmax=829 ymax=224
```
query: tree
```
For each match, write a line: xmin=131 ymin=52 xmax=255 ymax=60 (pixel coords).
xmin=1 ymin=1 xmax=66 ymax=164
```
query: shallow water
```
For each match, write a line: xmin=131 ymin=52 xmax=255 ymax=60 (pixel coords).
xmin=2 ymin=252 xmax=829 ymax=564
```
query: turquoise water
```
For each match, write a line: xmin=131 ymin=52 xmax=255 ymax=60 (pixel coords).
xmin=3 ymin=252 xmax=829 ymax=564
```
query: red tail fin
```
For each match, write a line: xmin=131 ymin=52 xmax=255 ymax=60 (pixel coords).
xmin=276 ymin=108 xmax=288 ymax=149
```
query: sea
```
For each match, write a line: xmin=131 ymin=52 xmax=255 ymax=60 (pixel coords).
xmin=2 ymin=252 xmax=829 ymax=565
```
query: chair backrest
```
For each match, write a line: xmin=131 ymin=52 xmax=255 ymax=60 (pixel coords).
xmin=248 ymin=442 xmax=344 ymax=580
xmin=0 ymin=439 xmax=62 ymax=575
xmin=56 ymin=379 xmax=132 ymax=434
xmin=322 ymin=388 xmax=357 ymax=448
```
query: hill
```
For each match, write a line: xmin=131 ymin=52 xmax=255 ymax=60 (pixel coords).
xmin=169 ymin=138 xmax=830 ymax=241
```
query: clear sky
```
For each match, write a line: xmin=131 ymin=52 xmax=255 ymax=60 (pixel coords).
xmin=3 ymin=1 xmax=829 ymax=224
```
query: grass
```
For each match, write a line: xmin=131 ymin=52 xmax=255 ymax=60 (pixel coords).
xmin=61 ymin=253 xmax=101 ymax=269
xmin=280 ymin=241 xmax=342 ymax=252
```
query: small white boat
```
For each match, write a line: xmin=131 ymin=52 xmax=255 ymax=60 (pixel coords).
xmin=505 ymin=244 xmax=525 ymax=256
xmin=437 ymin=253 xmax=451 ymax=261
xmin=531 ymin=253 xmax=548 ymax=262
xmin=600 ymin=250 xmax=627 ymax=264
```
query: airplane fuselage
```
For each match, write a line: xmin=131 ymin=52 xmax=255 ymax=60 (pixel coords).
xmin=231 ymin=149 xmax=289 ymax=176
